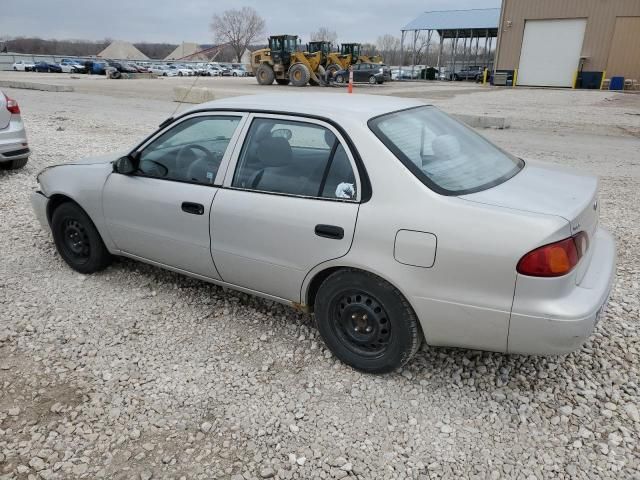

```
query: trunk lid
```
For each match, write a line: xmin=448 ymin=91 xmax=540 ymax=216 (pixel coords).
xmin=461 ymin=160 xmax=599 ymax=239
xmin=0 ymin=93 xmax=11 ymax=130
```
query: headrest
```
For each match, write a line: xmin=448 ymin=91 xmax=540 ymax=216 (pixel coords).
xmin=432 ymin=134 xmax=461 ymax=160
xmin=258 ymin=137 xmax=292 ymax=167
xmin=324 ymin=129 xmax=336 ymax=148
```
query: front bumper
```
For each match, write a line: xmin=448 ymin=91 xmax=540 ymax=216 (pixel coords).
xmin=508 ymin=227 xmax=616 ymax=354
xmin=31 ymin=190 xmax=49 ymax=230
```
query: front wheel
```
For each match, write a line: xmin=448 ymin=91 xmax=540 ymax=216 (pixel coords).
xmin=314 ymin=269 xmax=422 ymax=373
xmin=335 ymin=74 xmax=345 ymax=84
xmin=368 ymin=75 xmax=377 ymax=85
xmin=51 ymin=202 xmax=112 ymax=274
xmin=256 ymin=64 xmax=275 ymax=85
xmin=289 ymin=63 xmax=310 ymax=87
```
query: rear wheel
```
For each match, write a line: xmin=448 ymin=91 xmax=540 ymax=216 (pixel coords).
xmin=314 ymin=269 xmax=422 ymax=373
xmin=289 ymin=63 xmax=310 ymax=87
xmin=256 ymin=64 xmax=275 ymax=85
xmin=51 ymin=202 xmax=112 ymax=274
xmin=335 ymin=74 xmax=345 ymax=84
xmin=275 ymin=79 xmax=289 ymax=86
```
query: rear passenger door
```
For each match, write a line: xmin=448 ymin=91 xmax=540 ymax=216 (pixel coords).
xmin=211 ymin=114 xmax=361 ymax=302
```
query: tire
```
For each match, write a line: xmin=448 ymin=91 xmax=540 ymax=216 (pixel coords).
xmin=109 ymin=70 xmax=121 ymax=79
xmin=335 ymin=74 xmax=345 ymax=84
xmin=314 ymin=269 xmax=422 ymax=374
xmin=289 ymin=63 xmax=310 ymax=87
xmin=232 ymin=72 xmax=237 ymax=77
xmin=51 ymin=202 xmax=112 ymax=274
xmin=178 ymin=71 xmax=183 ymax=76
xmin=326 ymin=64 xmax=341 ymax=78
xmin=368 ymin=75 xmax=377 ymax=85
xmin=2 ymin=157 xmax=28 ymax=170
xmin=256 ymin=63 xmax=275 ymax=85
xmin=275 ymin=79 xmax=289 ymax=86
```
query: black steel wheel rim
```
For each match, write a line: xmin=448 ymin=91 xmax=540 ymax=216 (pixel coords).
xmin=60 ymin=217 xmax=90 ymax=262
xmin=330 ymin=290 xmax=391 ymax=357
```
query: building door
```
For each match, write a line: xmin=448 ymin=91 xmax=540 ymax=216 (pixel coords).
xmin=606 ymin=17 xmax=640 ymax=81
xmin=517 ymin=18 xmax=587 ymax=87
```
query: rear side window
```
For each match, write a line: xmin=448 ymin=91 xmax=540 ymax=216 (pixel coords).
xmin=369 ymin=106 xmax=523 ymax=195
xmin=232 ymin=118 xmax=357 ymax=200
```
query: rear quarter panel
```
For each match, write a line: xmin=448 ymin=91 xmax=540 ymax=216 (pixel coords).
xmin=304 ymin=120 xmax=570 ymax=352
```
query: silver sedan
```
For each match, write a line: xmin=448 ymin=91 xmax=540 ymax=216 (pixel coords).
xmin=31 ymin=93 xmax=616 ymax=373
xmin=0 ymin=90 xmax=30 ymax=169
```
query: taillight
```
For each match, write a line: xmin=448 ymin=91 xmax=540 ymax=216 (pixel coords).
xmin=4 ymin=94 xmax=20 ymax=114
xmin=517 ymin=232 xmax=588 ymax=277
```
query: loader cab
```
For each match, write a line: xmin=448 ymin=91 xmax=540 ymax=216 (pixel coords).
xmin=269 ymin=35 xmax=299 ymax=65
xmin=307 ymin=41 xmax=333 ymax=60
xmin=340 ymin=43 xmax=362 ymax=59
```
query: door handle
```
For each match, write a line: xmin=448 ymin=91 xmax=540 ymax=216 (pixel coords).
xmin=315 ymin=224 xmax=344 ymax=240
xmin=181 ymin=202 xmax=204 ymax=215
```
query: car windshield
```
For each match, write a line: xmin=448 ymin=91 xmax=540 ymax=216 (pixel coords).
xmin=369 ymin=106 xmax=524 ymax=195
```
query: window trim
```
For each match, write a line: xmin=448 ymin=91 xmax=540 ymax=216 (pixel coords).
xmin=145 ymin=108 xmax=372 ymax=202
xmin=222 ymin=113 xmax=363 ymax=203
xmin=127 ymin=112 xmax=248 ymax=187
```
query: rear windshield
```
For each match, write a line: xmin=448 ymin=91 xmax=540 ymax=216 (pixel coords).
xmin=369 ymin=106 xmax=523 ymax=195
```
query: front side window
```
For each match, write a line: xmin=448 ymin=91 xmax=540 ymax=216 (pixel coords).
xmin=369 ymin=106 xmax=523 ymax=195
xmin=232 ymin=118 xmax=357 ymax=200
xmin=137 ymin=116 xmax=240 ymax=185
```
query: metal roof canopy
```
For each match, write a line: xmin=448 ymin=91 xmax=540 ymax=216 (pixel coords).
xmin=402 ymin=8 xmax=500 ymax=38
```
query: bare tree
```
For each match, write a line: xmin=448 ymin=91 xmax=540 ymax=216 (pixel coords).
xmin=310 ymin=27 xmax=337 ymax=43
xmin=376 ymin=34 xmax=400 ymax=64
xmin=210 ymin=7 xmax=266 ymax=62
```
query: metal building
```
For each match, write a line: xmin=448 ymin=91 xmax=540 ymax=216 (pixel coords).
xmin=400 ymin=8 xmax=500 ymax=79
xmin=495 ymin=0 xmax=640 ymax=88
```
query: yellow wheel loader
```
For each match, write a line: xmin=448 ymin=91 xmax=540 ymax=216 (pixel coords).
xmin=251 ymin=35 xmax=325 ymax=87
xmin=314 ymin=43 xmax=384 ymax=78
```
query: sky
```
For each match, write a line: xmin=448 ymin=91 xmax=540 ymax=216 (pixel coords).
xmin=2 ymin=0 xmax=501 ymax=45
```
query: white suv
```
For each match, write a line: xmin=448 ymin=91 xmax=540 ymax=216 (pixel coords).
xmin=0 ymin=91 xmax=30 ymax=169
xmin=12 ymin=60 xmax=35 ymax=72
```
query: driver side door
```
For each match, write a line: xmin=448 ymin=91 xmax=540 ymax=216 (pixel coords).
xmin=103 ymin=112 xmax=247 ymax=279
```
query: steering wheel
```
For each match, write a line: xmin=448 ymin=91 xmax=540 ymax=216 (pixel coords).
xmin=176 ymin=144 xmax=217 ymax=175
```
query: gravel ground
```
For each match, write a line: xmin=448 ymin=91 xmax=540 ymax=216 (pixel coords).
xmin=1 ymin=83 xmax=639 ymax=480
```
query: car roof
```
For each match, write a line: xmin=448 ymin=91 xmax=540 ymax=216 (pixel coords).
xmin=188 ymin=93 xmax=428 ymax=121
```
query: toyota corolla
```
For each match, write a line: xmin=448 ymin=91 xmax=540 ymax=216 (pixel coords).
xmin=31 ymin=93 xmax=616 ymax=373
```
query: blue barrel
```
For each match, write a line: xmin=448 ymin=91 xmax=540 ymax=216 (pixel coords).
xmin=609 ymin=76 xmax=625 ymax=90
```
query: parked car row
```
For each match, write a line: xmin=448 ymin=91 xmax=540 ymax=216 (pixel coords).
xmin=11 ymin=59 xmax=252 ymax=78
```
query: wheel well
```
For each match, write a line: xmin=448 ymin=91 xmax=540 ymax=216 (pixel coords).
xmin=306 ymin=266 xmax=408 ymax=313
xmin=46 ymin=194 xmax=76 ymax=224
xmin=306 ymin=267 xmax=344 ymax=311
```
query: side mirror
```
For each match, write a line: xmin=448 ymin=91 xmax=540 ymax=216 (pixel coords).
xmin=113 ymin=155 xmax=136 ymax=174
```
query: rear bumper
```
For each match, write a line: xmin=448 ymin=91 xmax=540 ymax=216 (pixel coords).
xmin=0 ymin=118 xmax=30 ymax=162
xmin=508 ymin=227 xmax=616 ymax=354
xmin=31 ymin=190 xmax=50 ymax=230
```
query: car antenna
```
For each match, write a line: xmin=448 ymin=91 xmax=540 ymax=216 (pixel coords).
xmin=168 ymin=42 xmax=231 ymax=121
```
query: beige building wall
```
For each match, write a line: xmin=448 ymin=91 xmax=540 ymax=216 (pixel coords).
xmin=496 ymin=0 xmax=640 ymax=78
